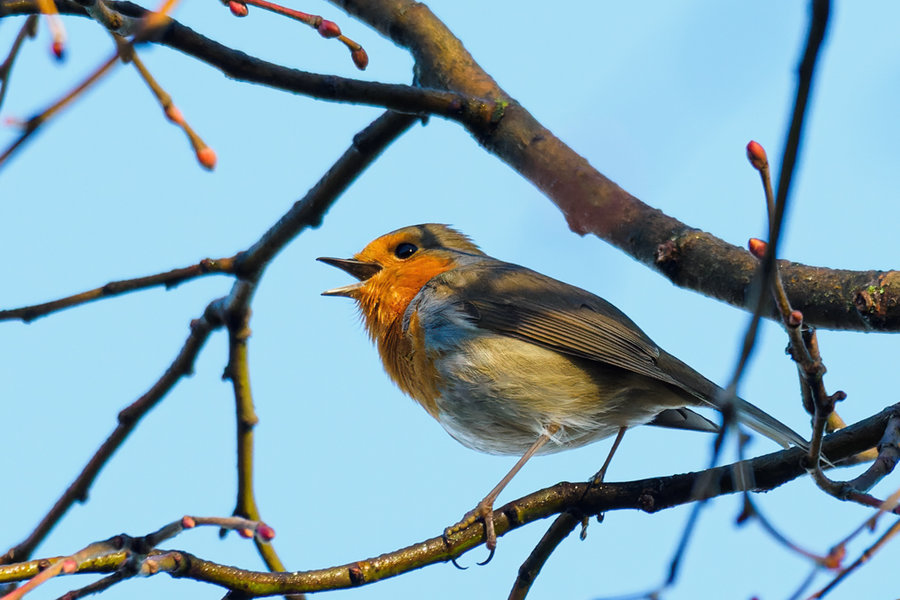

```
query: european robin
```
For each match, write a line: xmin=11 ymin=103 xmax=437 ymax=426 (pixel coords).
xmin=319 ymin=224 xmax=807 ymax=553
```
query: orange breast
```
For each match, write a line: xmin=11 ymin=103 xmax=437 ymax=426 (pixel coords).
xmin=356 ymin=255 xmax=457 ymax=419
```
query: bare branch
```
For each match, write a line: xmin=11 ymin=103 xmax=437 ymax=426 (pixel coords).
xmin=0 ymin=15 xmax=38 ymax=111
xmin=331 ymin=0 xmax=899 ymax=332
xmin=1 ymin=0 xmax=896 ymax=328
xmin=221 ymin=288 xmax=302 ymax=598
xmin=0 ymin=257 xmax=236 ymax=323
xmin=0 ymin=49 xmax=119 ymax=170
xmin=847 ymin=414 xmax=900 ymax=492
xmin=1 ymin=405 xmax=893 ymax=594
xmin=508 ymin=513 xmax=580 ymax=600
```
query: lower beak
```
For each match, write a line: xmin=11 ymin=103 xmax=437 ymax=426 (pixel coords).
xmin=317 ymin=257 xmax=382 ymax=297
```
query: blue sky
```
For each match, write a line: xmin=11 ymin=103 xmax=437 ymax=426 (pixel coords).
xmin=4 ymin=2 xmax=900 ymax=599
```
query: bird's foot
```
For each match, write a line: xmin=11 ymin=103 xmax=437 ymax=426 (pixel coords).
xmin=443 ymin=499 xmax=497 ymax=565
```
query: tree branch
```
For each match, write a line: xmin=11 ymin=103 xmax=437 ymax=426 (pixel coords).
xmin=331 ymin=0 xmax=899 ymax=332
xmin=0 ymin=0 xmax=501 ymax=123
xmin=1 ymin=0 xmax=895 ymax=329
xmin=0 ymin=256 xmax=236 ymax=323
xmin=2 ymin=404 xmax=893 ymax=594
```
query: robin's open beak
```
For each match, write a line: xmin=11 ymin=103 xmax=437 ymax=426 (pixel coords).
xmin=317 ymin=257 xmax=382 ymax=297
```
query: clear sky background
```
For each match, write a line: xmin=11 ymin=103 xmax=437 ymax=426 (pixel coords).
xmin=3 ymin=2 xmax=900 ymax=599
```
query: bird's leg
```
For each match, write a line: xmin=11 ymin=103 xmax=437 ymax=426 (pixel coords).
xmin=445 ymin=424 xmax=559 ymax=555
xmin=580 ymin=426 xmax=627 ymax=539
xmin=591 ymin=426 xmax=627 ymax=484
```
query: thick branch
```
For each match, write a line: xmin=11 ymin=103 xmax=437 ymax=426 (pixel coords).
xmin=331 ymin=0 xmax=899 ymax=332
xmin=2 ymin=405 xmax=892 ymax=593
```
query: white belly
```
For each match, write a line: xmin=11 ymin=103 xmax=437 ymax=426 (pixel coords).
xmin=429 ymin=333 xmax=669 ymax=455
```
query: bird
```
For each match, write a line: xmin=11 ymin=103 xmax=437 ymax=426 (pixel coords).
xmin=318 ymin=223 xmax=808 ymax=554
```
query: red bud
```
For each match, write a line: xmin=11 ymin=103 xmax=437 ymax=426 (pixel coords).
xmin=256 ymin=523 xmax=276 ymax=541
xmin=823 ymin=544 xmax=845 ymax=570
xmin=238 ymin=528 xmax=254 ymax=538
xmin=351 ymin=47 xmax=368 ymax=70
xmin=317 ymin=19 xmax=341 ymax=38
xmin=51 ymin=40 xmax=65 ymax=60
xmin=61 ymin=559 xmax=77 ymax=574
xmin=788 ymin=310 xmax=803 ymax=327
xmin=228 ymin=1 xmax=248 ymax=17
xmin=181 ymin=515 xmax=196 ymax=528
xmin=746 ymin=140 xmax=767 ymax=170
xmin=196 ymin=147 xmax=217 ymax=170
xmin=748 ymin=238 xmax=767 ymax=259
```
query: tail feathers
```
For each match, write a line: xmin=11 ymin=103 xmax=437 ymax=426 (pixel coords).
xmin=731 ymin=397 xmax=809 ymax=451
xmin=649 ymin=407 xmax=720 ymax=433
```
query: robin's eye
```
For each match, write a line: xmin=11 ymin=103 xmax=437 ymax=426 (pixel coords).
xmin=394 ymin=242 xmax=418 ymax=259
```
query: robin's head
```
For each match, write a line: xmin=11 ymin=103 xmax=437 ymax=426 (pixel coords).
xmin=318 ymin=224 xmax=484 ymax=338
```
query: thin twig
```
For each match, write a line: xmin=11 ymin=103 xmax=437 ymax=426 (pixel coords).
xmin=832 ymin=444 xmax=900 ymax=553
xmin=745 ymin=2 xmax=843 ymax=496
xmin=730 ymin=0 xmax=831 ymax=396
xmin=741 ymin=497 xmax=829 ymax=564
xmin=507 ymin=513 xmax=580 ymax=600
xmin=33 ymin=0 xmax=65 ymax=58
xmin=119 ymin=37 xmax=216 ymax=169
xmin=0 ymin=51 xmax=119 ymax=171
xmin=809 ymin=517 xmax=900 ymax=599
xmin=651 ymin=1 xmax=833 ymax=594
xmin=1 ymin=537 xmax=124 ymax=600
xmin=0 ymin=257 xmax=236 ymax=323
xmin=0 ymin=15 xmax=38 ymax=111
xmin=2 ymin=0 xmax=497 ymax=124
xmin=54 ymin=570 xmax=128 ymax=600
xmin=3 ymin=516 xmax=267 ymax=599
xmin=182 ymin=515 xmax=274 ymax=540
xmin=221 ymin=289 xmax=303 ymax=599
xmin=747 ymin=161 xmax=846 ymax=491
xmin=226 ymin=0 xmax=367 ymax=69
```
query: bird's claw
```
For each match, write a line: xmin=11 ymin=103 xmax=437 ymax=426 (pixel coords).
xmin=579 ymin=515 xmax=590 ymax=540
xmin=476 ymin=547 xmax=495 ymax=566
xmin=442 ymin=528 xmax=469 ymax=570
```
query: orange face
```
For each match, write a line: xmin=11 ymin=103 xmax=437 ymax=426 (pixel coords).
xmin=320 ymin=224 xmax=483 ymax=342
xmin=354 ymin=234 xmax=455 ymax=339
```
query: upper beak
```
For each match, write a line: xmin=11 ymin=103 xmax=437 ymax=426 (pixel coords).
xmin=317 ymin=257 xmax=382 ymax=297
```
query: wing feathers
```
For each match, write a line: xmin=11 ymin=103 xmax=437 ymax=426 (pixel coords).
xmin=462 ymin=278 xmax=679 ymax=389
